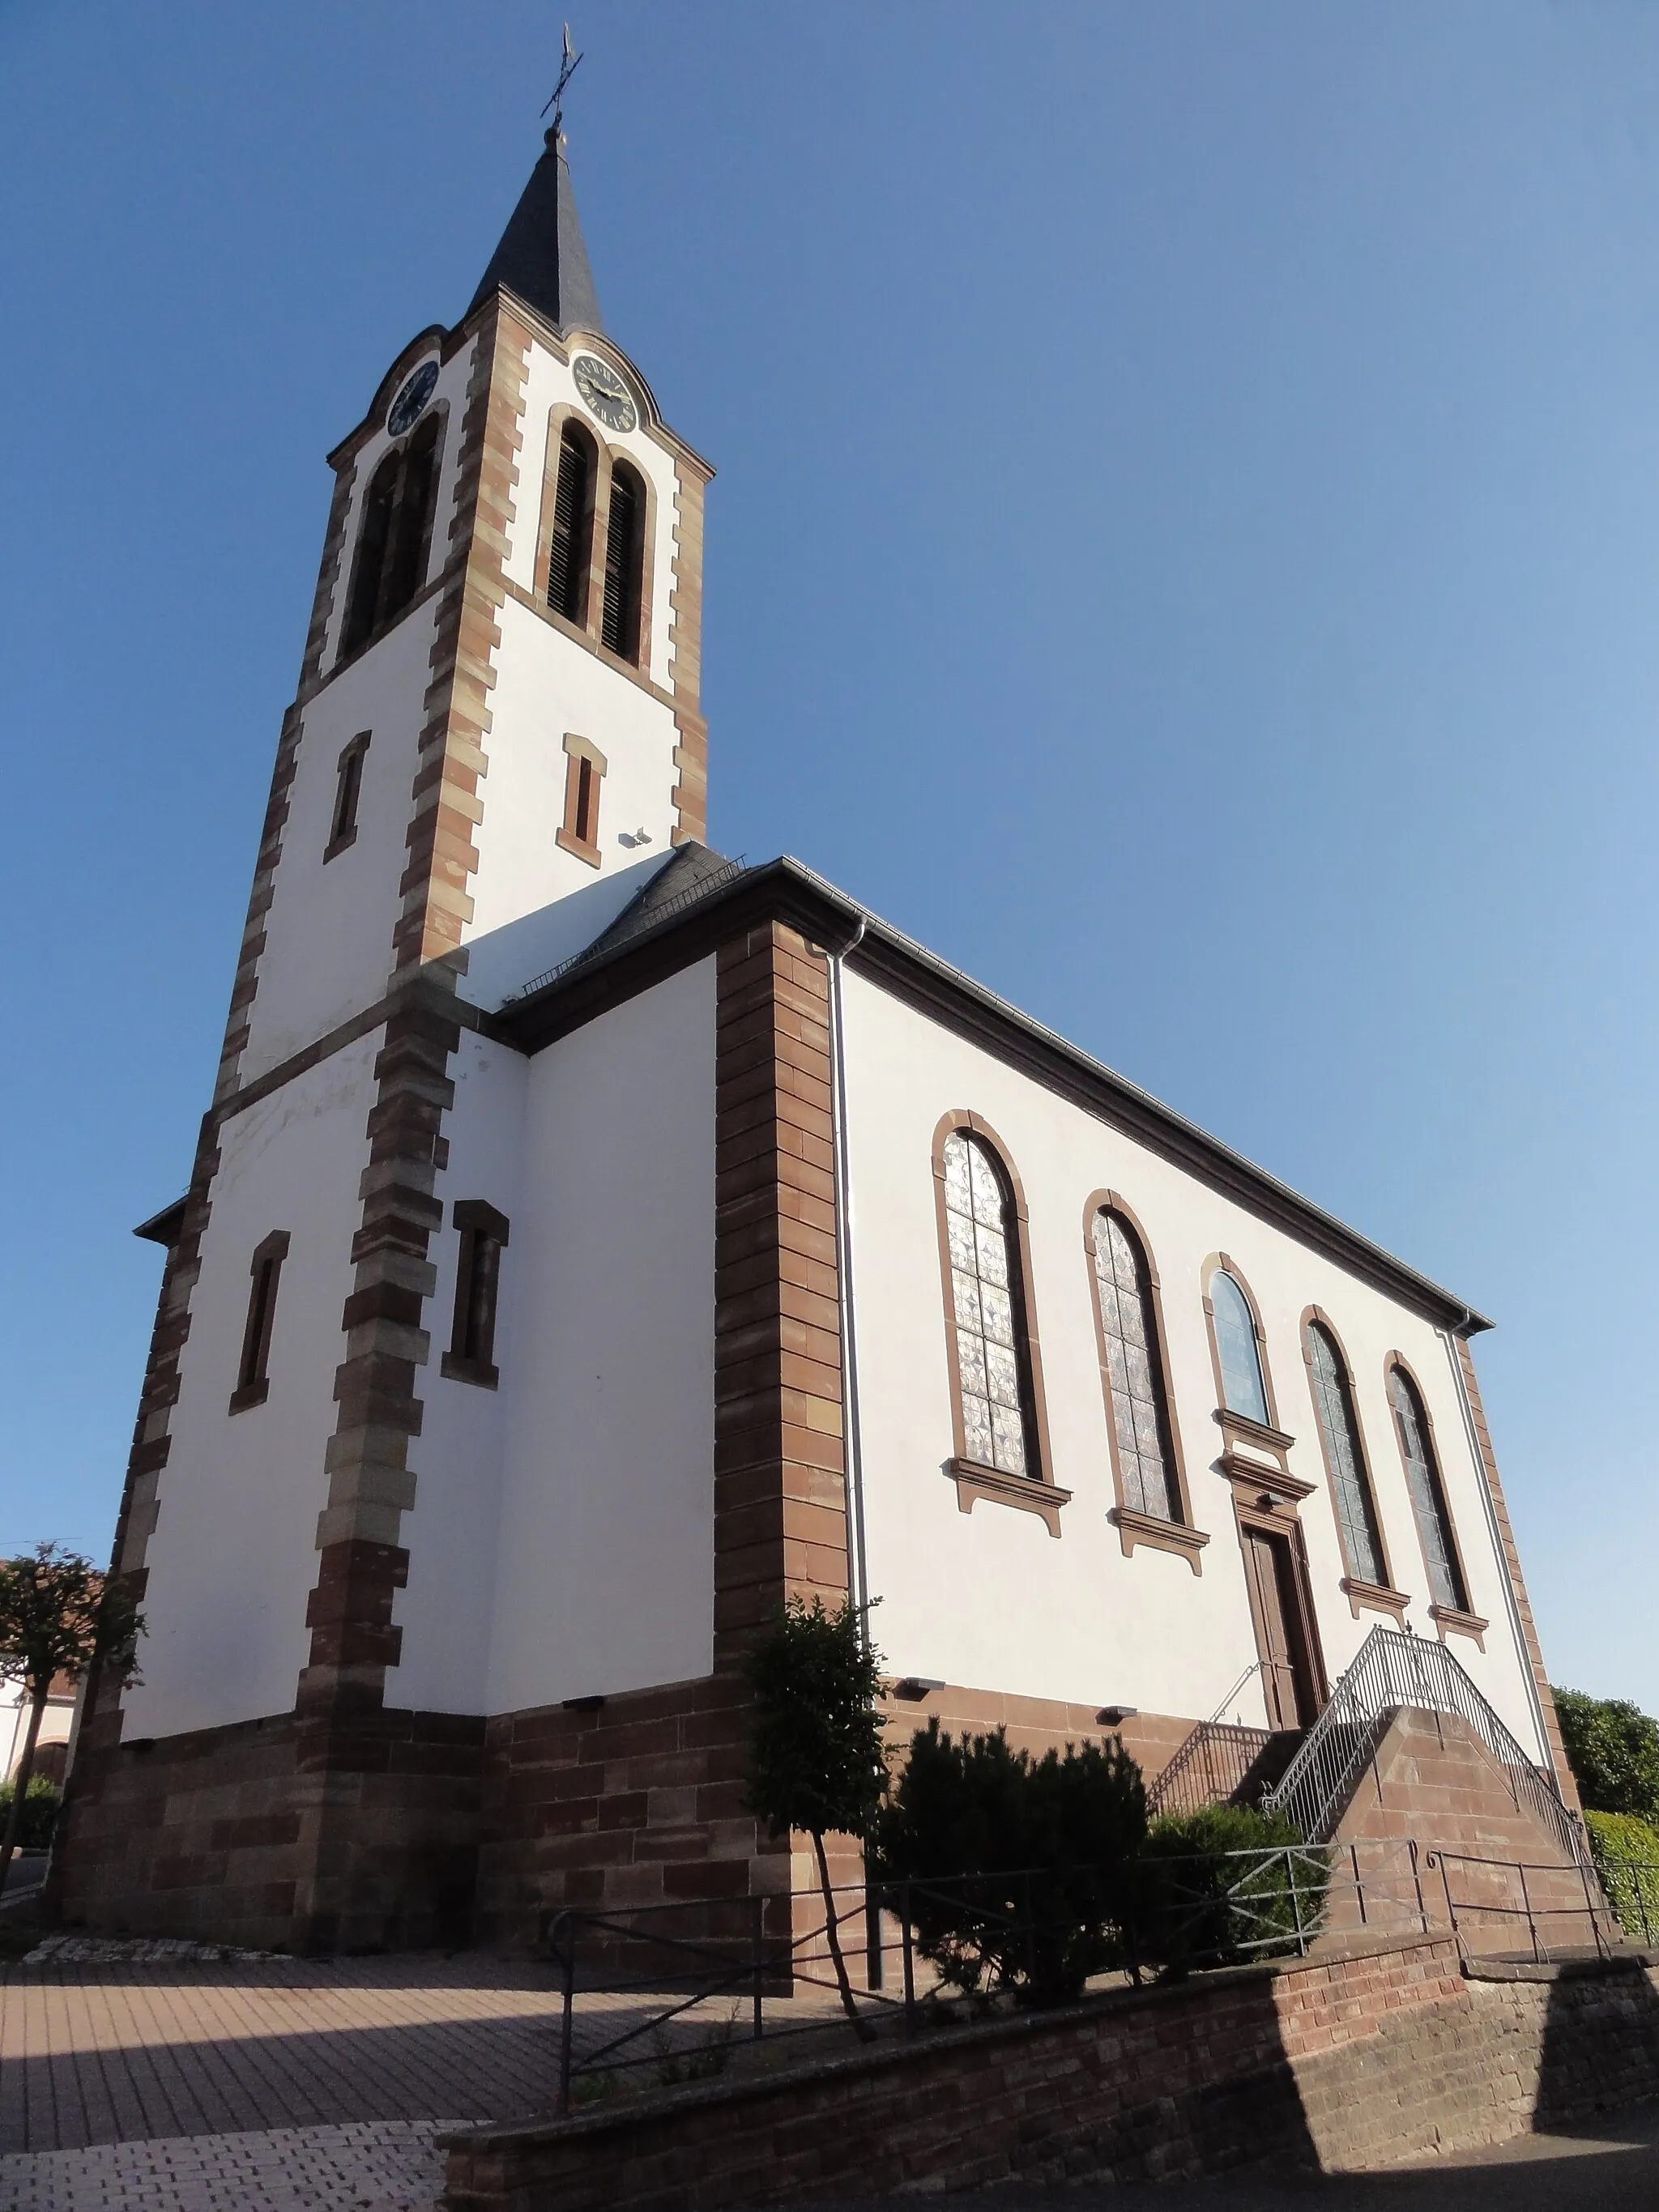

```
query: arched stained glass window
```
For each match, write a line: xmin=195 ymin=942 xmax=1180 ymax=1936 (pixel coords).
xmin=1388 ymin=1366 xmax=1468 ymax=1613
xmin=1092 ymin=1210 xmax=1181 ymax=1522
xmin=1307 ymin=1322 xmax=1386 ymax=1588
xmin=1210 ymin=1268 xmax=1269 ymax=1426
xmin=941 ymin=1132 xmax=1035 ymax=1478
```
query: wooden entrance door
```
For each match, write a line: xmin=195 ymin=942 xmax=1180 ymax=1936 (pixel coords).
xmin=1241 ymin=1524 xmax=1320 ymax=1730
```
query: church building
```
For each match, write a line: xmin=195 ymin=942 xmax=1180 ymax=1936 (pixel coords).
xmin=58 ymin=114 xmax=1580 ymax=1952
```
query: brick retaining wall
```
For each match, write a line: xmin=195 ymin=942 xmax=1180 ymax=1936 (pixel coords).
xmin=438 ymin=1934 xmax=1659 ymax=2210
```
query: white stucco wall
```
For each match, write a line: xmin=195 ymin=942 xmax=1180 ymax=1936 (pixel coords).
xmin=122 ymin=1034 xmax=380 ymax=1740
xmin=482 ymin=956 xmax=718 ymax=1715
xmin=458 ymin=599 xmax=682 ymax=1011
xmin=839 ymin=972 xmax=1545 ymax=1760
xmin=383 ymin=1027 xmax=527 ymax=1715
xmin=241 ymin=611 xmax=437 ymax=1082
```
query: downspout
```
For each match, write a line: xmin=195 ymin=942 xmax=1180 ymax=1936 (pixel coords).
xmin=1438 ymin=1315 xmax=1554 ymax=1776
xmin=826 ymin=918 xmax=870 ymax=1630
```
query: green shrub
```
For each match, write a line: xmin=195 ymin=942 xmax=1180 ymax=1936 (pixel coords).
xmin=0 ymin=1775 xmax=60 ymax=1852
xmin=1132 ymin=1805 xmax=1328 ymax=1976
xmin=1584 ymin=1809 xmax=1659 ymax=1943
xmin=871 ymin=1723 xmax=1147 ymax=2007
xmin=1552 ymin=1690 xmax=1659 ymax=1822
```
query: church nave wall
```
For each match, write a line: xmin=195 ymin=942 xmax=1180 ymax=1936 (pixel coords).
xmin=837 ymin=969 xmax=1547 ymax=1768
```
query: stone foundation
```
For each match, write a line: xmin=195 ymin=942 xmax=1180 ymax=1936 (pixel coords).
xmin=438 ymin=1937 xmax=1659 ymax=2210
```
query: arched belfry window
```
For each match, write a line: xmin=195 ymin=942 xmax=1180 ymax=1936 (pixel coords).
xmin=601 ymin=459 xmax=646 ymax=663
xmin=1091 ymin=1209 xmax=1181 ymax=1523
xmin=940 ymin=1131 xmax=1037 ymax=1478
xmin=1306 ymin=1321 xmax=1388 ymax=1589
xmin=1209 ymin=1267 xmax=1269 ymax=1426
xmin=1388 ymin=1365 xmax=1469 ymax=1613
xmin=342 ymin=411 xmax=443 ymax=656
xmin=546 ymin=422 xmax=597 ymax=622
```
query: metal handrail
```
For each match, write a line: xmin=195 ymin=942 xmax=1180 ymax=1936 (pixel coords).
xmin=1262 ymin=1626 xmax=1584 ymax=1863
xmin=1146 ymin=1722 xmax=1270 ymax=1818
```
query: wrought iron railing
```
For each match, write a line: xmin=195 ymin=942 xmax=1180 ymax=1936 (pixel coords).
xmin=1147 ymin=1723 xmax=1272 ymax=1818
xmin=1262 ymin=1626 xmax=1584 ymax=1862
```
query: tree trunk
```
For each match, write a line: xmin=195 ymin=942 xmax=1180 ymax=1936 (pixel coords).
xmin=812 ymin=1828 xmax=875 ymax=2042
xmin=0 ymin=1685 xmax=49 ymax=1904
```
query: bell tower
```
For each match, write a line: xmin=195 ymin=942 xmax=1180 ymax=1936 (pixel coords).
xmin=217 ymin=121 xmax=713 ymax=1103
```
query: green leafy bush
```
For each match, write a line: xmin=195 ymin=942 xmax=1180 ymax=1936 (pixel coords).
xmin=1553 ymin=1690 xmax=1659 ymax=1822
xmin=1132 ymin=1805 xmax=1328 ymax=1975
xmin=0 ymin=1775 xmax=60 ymax=1852
xmin=870 ymin=1723 xmax=1147 ymax=2007
xmin=1584 ymin=1809 xmax=1659 ymax=1943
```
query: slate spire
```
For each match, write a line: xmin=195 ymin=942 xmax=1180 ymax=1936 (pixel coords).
xmin=468 ymin=127 xmax=603 ymax=335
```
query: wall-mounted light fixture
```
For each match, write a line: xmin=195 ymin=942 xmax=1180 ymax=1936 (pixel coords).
xmin=893 ymin=1677 xmax=946 ymax=1702
xmin=1096 ymin=1706 xmax=1139 ymax=1728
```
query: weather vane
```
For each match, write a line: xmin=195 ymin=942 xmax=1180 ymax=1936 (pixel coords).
xmin=542 ymin=22 xmax=583 ymax=136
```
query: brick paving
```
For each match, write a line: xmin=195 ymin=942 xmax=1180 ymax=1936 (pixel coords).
xmin=0 ymin=1941 xmax=854 ymax=2209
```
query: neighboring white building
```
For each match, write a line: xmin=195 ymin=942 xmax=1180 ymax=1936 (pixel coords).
xmin=3 ymin=1673 xmax=77 ymax=1789
xmin=58 ymin=115 xmax=1580 ymax=1954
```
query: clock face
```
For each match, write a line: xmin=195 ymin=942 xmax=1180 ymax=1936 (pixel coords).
xmin=387 ymin=360 xmax=439 ymax=438
xmin=573 ymin=353 xmax=638 ymax=433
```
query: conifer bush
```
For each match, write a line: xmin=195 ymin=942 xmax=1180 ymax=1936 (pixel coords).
xmin=1132 ymin=1804 xmax=1326 ymax=1975
xmin=870 ymin=1722 xmax=1147 ymax=2007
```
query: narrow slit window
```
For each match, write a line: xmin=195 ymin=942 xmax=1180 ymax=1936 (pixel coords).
xmin=1307 ymin=1322 xmax=1387 ymax=1588
xmin=1092 ymin=1208 xmax=1181 ymax=1522
xmin=547 ymin=424 xmax=595 ymax=622
xmin=601 ymin=462 xmax=644 ymax=662
xmin=941 ymin=1130 xmax=1037 ymax=1477
xmin=230 ymin=1231 xmax=289 ymax=1413
xmin=1388 ymin=1366 xmax=1469 ymax=1613
xmin=326 ymin=733 xmax=370 ymax=859
xmin=443 ymin=1201 xmax=510 ymax=1389
xmin=1209 ymin=1267 xmax=1269 ymax=1426
xmin=557 ymin=736 xmax=607 ymax=865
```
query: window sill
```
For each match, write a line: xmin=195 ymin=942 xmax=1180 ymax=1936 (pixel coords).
xmin=228 ymin=1379 xmax=269 ymax=1416
xmin=322 ymin=827 xmax=358 ymax=865
xmin=1429 ymin=1603 xmax=1489 ymax=1649
xmin=945 ymin=1459 xmax=1070 ymax=1537
xmin=441 ymin=1353 xmax=499 ymax=1391
xmin=1342 ymin=1575 xmax=1410 ymax=1623
xmin=1213 ymin=1407 xmax=1296 ymax=1454
xmin=555 ymin=826 xmax=602 ymax=869
xmin=1108 ymin=1506 xmax=1208 ymax=1575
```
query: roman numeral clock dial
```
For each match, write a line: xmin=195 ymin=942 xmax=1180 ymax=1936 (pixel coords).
xmin=573 ymin=352 xmax=638 ymax=433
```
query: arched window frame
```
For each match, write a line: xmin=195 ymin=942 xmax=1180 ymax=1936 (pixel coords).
xmin=930 ymin=1112 xmax=1066 ymax=1537
xmin=1083 ymin=1191 xmax=1206 ymax=1573
xmin=598 ymin=455 xmax=651 ymax=669
xmin=535 ymin=399 xmax=659 ymax=676
xmin=1384 ymin=1354 xmax=1486 ymax=1645
xmin=338 ymin=401 xmax=449 ymax=662
xmin=537 ymin=409 xmax=599 ymax=629
xmin=1201 ymin=1255 xmax=1284 ymax=1436
xmin=1299 ymin=1308 xmax=1405 ymax=1622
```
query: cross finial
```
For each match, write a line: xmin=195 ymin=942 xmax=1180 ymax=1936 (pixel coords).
xmin=541 ymin=22 xmax=583 ymax=137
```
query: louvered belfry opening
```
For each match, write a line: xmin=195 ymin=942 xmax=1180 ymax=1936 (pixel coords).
xmin=601 ymin=462 xmax=643 ymax=661
xmin=547 ymin=424 xmax=595 ymax=621
xmin=342 ymin=412 xmax=444 ymax=656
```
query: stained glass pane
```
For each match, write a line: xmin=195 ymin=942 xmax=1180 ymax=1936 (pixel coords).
xmin=1210 ymin=1270 xmax=1269 ymax=1426
xmin=1091 ymin=1210 xmax=1182 ymax=1524
xmin=1307 ymin=1323 xmax=1385 ymax=1588
xmin=941 ymin=1132 xmax=1035 ymax=1479
xmin=1389 ymin=1368 xmax=1467 ymax=1611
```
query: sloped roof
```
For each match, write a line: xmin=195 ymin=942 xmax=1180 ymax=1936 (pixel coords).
xmin=469 ymin=128 xmax=603 ymax=334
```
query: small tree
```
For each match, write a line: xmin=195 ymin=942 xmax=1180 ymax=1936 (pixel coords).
xmin=0 ymin=1545 xmax=143 ymax=1899
xmin=1553 ymin=1689 xmax=1659 ymax=1822
xmin=744 ymin=1595 xmax=886 ymax=2039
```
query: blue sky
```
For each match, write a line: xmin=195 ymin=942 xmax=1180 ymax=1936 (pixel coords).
xmin=2 ymin=2 xmax=1657 ymax=1705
